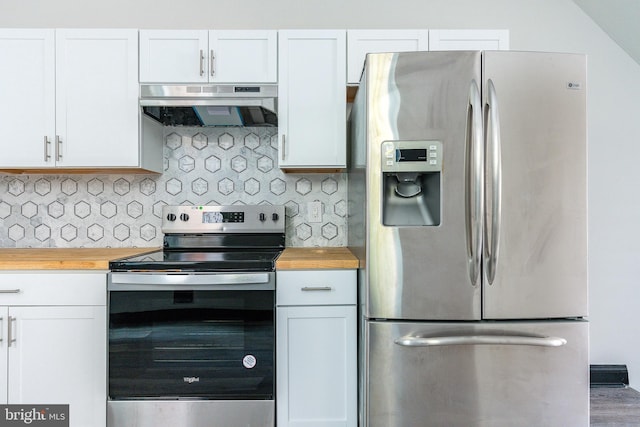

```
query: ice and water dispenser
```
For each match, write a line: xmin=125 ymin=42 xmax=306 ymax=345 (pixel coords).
xmin=381 ymin=140 xmax=442 ymax=226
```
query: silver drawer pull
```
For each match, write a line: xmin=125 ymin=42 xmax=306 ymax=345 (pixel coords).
xmin=0 ymin=289 xmax=21 ymax=294
xmin=301 ymin=286 xmax=333 ymax=292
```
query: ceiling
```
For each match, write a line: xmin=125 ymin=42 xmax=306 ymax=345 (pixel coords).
xmin=573 ymin=0 xmax=640 ymax=65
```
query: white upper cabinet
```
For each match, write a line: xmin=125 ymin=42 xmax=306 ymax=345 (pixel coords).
xmin=347 ymin=29 xmax=429 ymax=84
xmin=278 ymin=30 xmax=346 ymax=169
xmin=0 ymin=29 xmax=55 ymax=168
xmin=55 ymin=29 xmax=140 ymax=168
xmin=0 ymin=29 xmax=151 ymax=171
xmin=139 ymin=30 xmax=277 ymax=83
xmin=428 ymin=29 xmax=509 ymax=51
xmin=209 ymin=31 xmax=277 ymax=83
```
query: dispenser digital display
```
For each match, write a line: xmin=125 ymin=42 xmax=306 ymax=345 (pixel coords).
xmin=381 ymin=140 xmax=443 ymax=227
xmin=202 ymin=211 xmax=245 ymax=223
xmin=397 ymin=149 xmax=427 ymax=162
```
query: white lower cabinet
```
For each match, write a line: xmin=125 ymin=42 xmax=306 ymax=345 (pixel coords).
xmin=0 ymin=273 xmax=107 ymax=427
xmin=276 ymin=270 xmax=357 ymax=427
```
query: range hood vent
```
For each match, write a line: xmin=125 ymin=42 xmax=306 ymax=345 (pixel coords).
xmin=140 ymin=84 xmax=277 ymax=127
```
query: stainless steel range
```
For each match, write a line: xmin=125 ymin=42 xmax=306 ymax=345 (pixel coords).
xmin=107 ymin=204 xmax=284 ymax=427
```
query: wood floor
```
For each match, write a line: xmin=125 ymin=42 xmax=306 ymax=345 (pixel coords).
xmin=591 ymin=387 xmax=640 ymax=425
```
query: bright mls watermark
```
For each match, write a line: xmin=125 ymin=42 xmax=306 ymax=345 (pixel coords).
xmin=0 ymin=406 xmax=68 ymax=427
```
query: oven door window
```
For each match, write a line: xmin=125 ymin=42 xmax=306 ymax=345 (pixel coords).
xmin=109 ymin=290 xmax=274 ymax=400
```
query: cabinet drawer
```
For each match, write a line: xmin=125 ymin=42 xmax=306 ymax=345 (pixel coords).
xmin=276 ymin=270 xmax=356 ymax=306
xmin=0 ymin=272 xmax=106 ymax=306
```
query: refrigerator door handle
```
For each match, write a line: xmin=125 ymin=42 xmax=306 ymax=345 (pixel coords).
xmin=395 ymin=334 xmax=567 ymax=348
xmin=465 ymin=79 xmax=484 ymax=287
xmin=484 ymin=79 xmax=502 ymax=285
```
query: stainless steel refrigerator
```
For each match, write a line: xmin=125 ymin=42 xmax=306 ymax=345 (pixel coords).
xmin=348 ymin=51 xmax=588 ymax=426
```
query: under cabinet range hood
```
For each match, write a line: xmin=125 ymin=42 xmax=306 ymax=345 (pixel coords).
xmin=140 ymin=84 xmax=277 ymax=127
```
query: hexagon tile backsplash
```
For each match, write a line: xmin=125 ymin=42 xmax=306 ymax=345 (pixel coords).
xmin=0 ymin=127 xmax=347 ymax=248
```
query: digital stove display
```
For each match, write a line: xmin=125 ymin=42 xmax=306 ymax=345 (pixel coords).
xmin=202 ymin=211 xmax=245 ymax=223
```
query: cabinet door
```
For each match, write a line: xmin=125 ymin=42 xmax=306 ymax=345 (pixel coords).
xmin=278 ymin=30 xmax=346 ymax=169
xmin=0 ymin=306 xmax=7 ymax=404
xmin=55 ymin=29 xmax=139 ymax=168
xmin=276 ymin=305 xmax=357 ymax=427
xmin=209 ymin=30 xmax=277 ymax=83
xmin=347 ymin=29 xmax=428 ymax=84
xmin=0 ymin=29 xmax=55 ymax=168
xmin=428 ymin=29 xmax=509 ymax=51
xmin=7 ymin=305 xmax=106 ymax=427
xmin=139 ymin=29 xmax=208 ymax=83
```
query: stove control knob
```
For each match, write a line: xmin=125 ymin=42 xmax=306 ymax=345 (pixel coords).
xmin=259 ymin=213 xmax=266 ymax=222
xmin=167 ymin=213 xmax=177 ymax=222
xmin=180 ymin=213 xmax=190 ymax=222
xmin=272 ymin=213 xmax=279 ymax=221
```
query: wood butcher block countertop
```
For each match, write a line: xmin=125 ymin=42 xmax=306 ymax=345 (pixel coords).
xmin=0 ymin=248 xmax=159 ymax=270
xmin=276 ymin=247 xmax=359 ymax=270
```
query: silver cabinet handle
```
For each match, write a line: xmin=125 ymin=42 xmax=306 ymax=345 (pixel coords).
xmin=301 ymin=286 xmax=333 ymax=292
xmin=281 ymin=135 xmax=286 ymax=161
xmin=395 ymin=334 xmax=567 ymax=348
xmin=55 ymin=135 xmax=62 ymax=161
xmin=484 ymin=79 xmax=502 ymax=285
xmin=44 ymin=136 xmax=51 ymax=161
xmin=0 ymin=316 xmax=3 ymax=343
xmin=199 ymin=49 xmax=205 ymax=76
xmin=210 ymin=50 xmax=215 ymax=77
xmin=7 ymin=316 xmax=16 ymax=346
xmin=465 ymin=79 xmax=483 ymax=288
xmin=0 ymin=289 xmax=21 ymax=294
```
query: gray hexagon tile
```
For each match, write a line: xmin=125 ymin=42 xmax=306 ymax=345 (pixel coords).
xmin=47 ymin=201 xmax=64 ymax=219
xmin=218 ymin=178 xmax=234 ymax=195
xmin=192 ymin=133 xmax=208 ymax=150
xmin=0 ymin=127 xmax=347 ymax=248
xmin=21 ymin=202 xmax=38 ymax=219
xmin=87 ymin=224 xmax=104 ymax=242
xmin=34 ymin=224 xmax=51 ymax=242
xmin=8 ymin=224 xmax=25 ymax=242
xmin=74 ymin=201 xmax=91 ymax=219
xmin=87 ymin=178 xmax=104 ymax=196
xmin=114 ymin=178 xmax=131 ymax=196
xmin=127 ymin=201 xmax=144 ymax=219
xmin=61 ymin=178 xmax=78 ymax=196
xmin=179 ymin=155 xmax=196 ymax=173
xmin=140 ymin=178 xmax=156 ymax=196
xmin=8 ymin=179 xmax=25 ymax=196
xmin=205 ymin=155 xmax=221 ymax=173
xmin=100 ymin=201 xmax=117 ymax=219
xmin=270 ymin=178 xmax=286 ymax=196
xmin=35 ymin=179 xmax=51 ymax=196
xmin=244 ymin=133 xmax=260 ymax=150
xmin=257 ymin=156 xmax=273 ymax=173
xmin=166 ymin=133 xmax=182 ymax=150
xmin=192 ymin=178 xmax=208 ymax=196
xmin=218 ymin=133 xmax=234 ymax=150
xmin=61 ymin=224 xmax=78 ymax=242
xmin=231 ymin=156 xmax=247 ymax=173
xmin=244 ymin=178 xmax=260 ymax=196
xmin=0 ymin=202 xmax=10 ymax=219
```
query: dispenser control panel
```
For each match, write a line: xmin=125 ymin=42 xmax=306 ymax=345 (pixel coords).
xmin=381 ymin=140 xmax=443 ymax=173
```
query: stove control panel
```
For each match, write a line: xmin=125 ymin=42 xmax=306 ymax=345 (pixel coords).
xmin=162 ymin=205 xmax=285 ymax=234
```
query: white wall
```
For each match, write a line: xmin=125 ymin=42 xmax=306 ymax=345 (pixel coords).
xmin=3 ymin=0 xmax=640 ymax=387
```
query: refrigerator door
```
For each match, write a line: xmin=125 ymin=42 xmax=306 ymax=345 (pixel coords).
xmin=364 ymin=320 xmax=589 ymax=427
xmin=482 ymin=51 xmax=587 ymax=319
xmin=364 ymin=51 xmax=483 ymax=320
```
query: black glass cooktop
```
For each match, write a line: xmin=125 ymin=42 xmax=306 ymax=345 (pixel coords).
xmin=109 ymin=250 xmax=282 ymax=272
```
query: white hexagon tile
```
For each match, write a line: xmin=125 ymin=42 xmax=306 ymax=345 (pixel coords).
xmin=0 ymin=127 xmax=347 ymax=248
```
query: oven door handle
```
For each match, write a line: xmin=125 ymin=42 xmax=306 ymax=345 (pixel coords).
xmin=109 ymin=272 xmax=274 ymax=291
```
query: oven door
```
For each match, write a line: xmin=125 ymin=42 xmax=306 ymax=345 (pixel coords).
xmin=108 ymin=272 xmax=274 ymax=401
